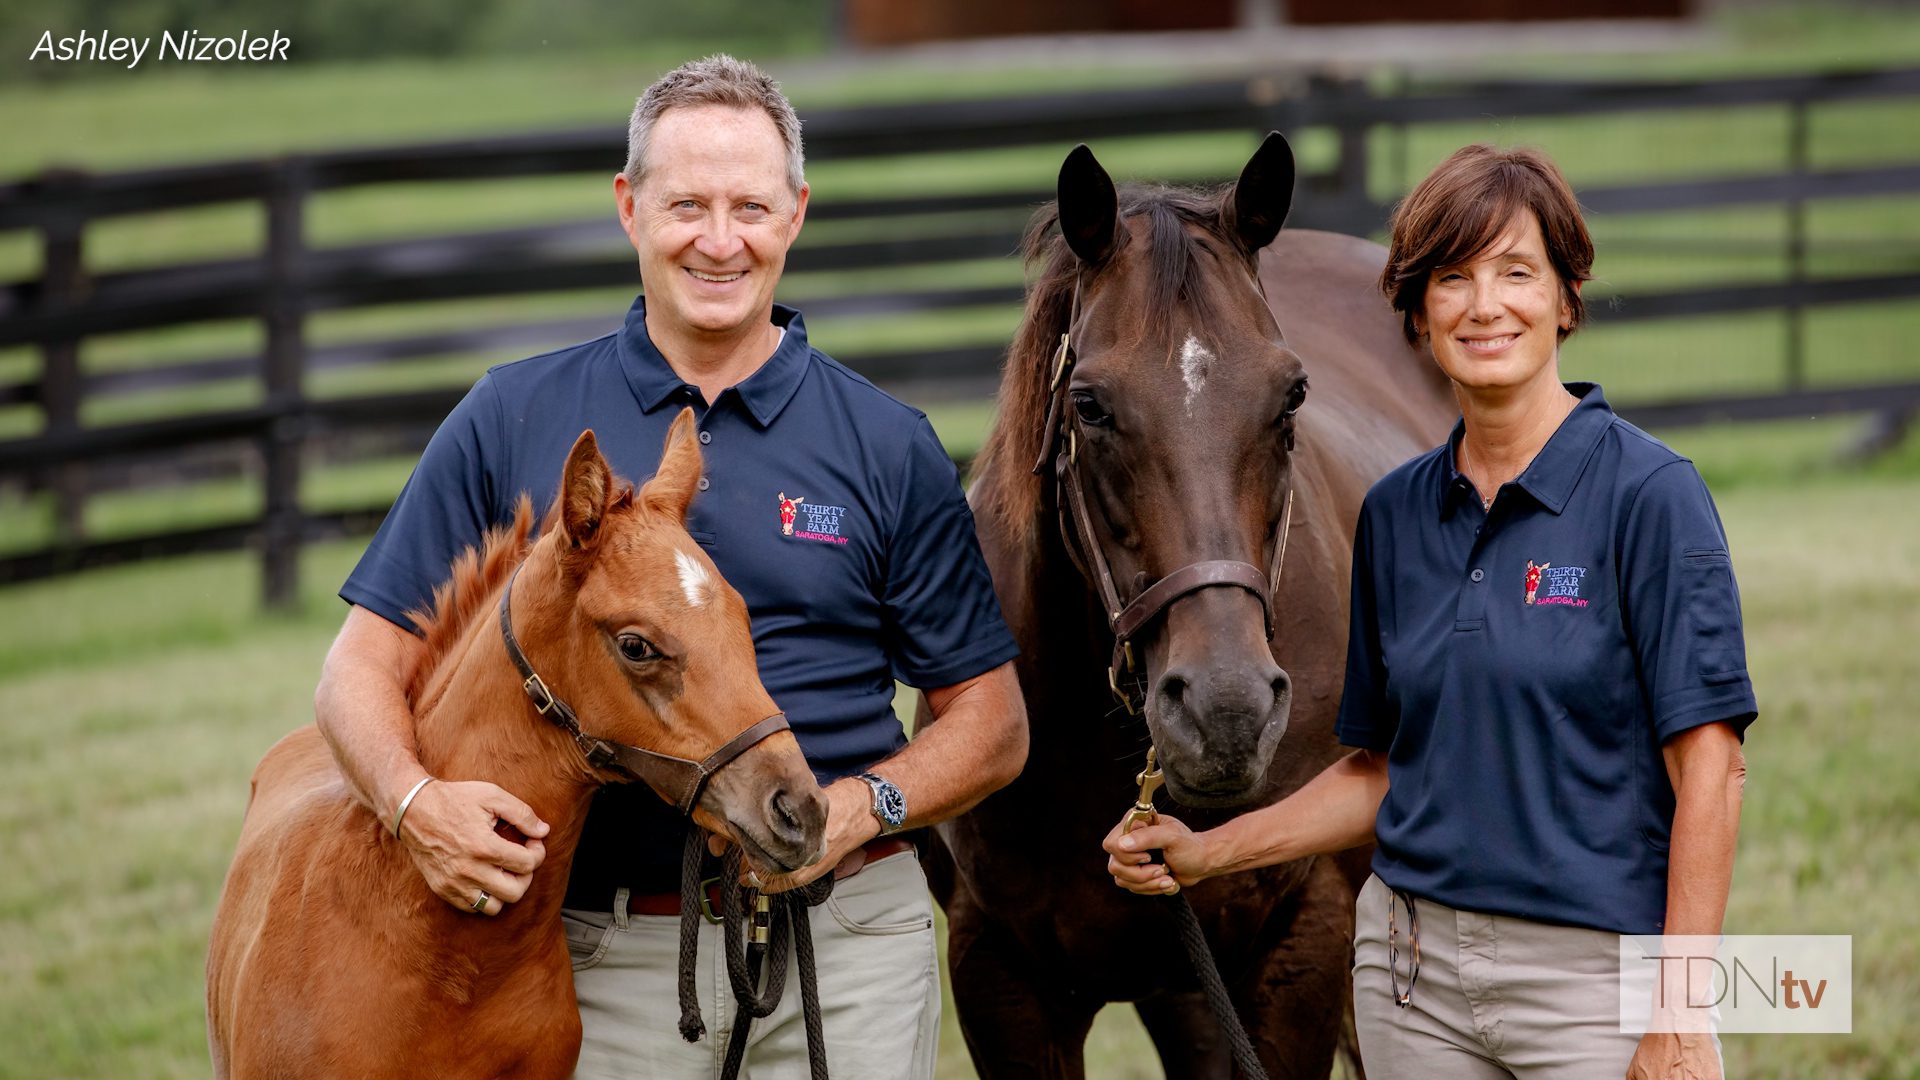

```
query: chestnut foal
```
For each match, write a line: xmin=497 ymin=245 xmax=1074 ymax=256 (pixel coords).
xmin=207 ymin=411 xmax=827 ymax=1078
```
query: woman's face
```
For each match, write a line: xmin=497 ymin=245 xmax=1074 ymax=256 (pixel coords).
xmin=1416 ymin=211 xmax=1574 ymax=396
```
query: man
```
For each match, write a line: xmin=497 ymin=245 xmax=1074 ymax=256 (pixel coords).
xmin=315 ymin=55 xmax=1027 ymax=1078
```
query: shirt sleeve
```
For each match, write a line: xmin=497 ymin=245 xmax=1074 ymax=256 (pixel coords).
xmin=879 ymin=417 xmax=1021 ymax=688
xmin=1619 ymin=459 xmax=1758 ymax=743
xmin=1334 ymin=495 xmax=1396 ymax=751
xmin=339 ymin=373 xmax=505 ymax=633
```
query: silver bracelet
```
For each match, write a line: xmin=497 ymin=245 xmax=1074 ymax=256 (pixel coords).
xmin=391 ymin=776 xmax=435 ymax=838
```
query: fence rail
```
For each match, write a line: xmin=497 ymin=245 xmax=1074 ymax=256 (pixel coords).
xmin=4 ymin=64 xmax=1918 ymax=600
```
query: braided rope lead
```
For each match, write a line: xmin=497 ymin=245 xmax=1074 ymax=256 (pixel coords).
xmin=676 ymin=828 xmax=834 ymax=1080
xmin=1168 ymin=892 xmax=1269 ymax=1080
xmin=677 ymin=827 xmax=708 ymax=1043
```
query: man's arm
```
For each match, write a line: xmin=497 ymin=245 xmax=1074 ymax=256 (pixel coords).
xmin=760 ymin=661 xmax=1026 ymax=892
xmin=314 ymin=604 xmax=550 ymax=914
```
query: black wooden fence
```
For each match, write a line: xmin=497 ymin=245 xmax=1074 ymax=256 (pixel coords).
xmin=3 ymin=65 xmax=1918 ymax=603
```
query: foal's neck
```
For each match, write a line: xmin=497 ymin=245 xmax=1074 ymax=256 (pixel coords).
xmin=411 ymin=577 xmax=598 ymax=904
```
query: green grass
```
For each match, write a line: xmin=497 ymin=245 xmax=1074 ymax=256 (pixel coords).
xmin=2 ymin=451 xmax=1916 ymax=1077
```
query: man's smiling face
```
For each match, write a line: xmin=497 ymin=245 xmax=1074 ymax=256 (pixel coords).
xmin=619 ymin=103 xmax=807 ymax=343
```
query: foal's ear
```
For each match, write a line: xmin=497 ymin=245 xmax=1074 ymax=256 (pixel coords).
xmin=1226 ymin=131 xmax=1295 ymax=256
xmin=559 ymin=429 xmax=613 ymax=552
xmin=1058 ymin=144 xmax=1119 ymax=266
xmin=640 ymin=407 xmax=703 ymax=525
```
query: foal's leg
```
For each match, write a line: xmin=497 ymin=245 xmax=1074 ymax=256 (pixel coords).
xmin=948 ymin=916 xmax=1101 ymax=1079
xmin=1135 ymin=989 xmax=1231 ymax=1080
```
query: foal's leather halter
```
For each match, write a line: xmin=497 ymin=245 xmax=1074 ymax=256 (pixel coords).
xmin=497 ymin=561 xmax=790 ymax=814
xmin=1032 ymin=275 xmax=1295 ymax=714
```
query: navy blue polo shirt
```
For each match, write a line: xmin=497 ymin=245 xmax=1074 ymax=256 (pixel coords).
xmin=342 ymin=296 xmax=1018 ymax=903
xmin=1335 ymin=383 xmax=1757 ymax=935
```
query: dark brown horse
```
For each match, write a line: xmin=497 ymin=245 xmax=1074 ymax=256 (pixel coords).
xmin=925 ymin=136 xmax=1454 ymax=1078
xmin=207 ymin=414 xmax=828 ymax=1078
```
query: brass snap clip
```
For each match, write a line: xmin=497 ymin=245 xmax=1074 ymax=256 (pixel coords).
xmin=1124 ymin=747 xmax=1164 ymax=835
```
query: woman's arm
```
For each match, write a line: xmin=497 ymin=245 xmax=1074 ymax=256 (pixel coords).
xmin=1626 ymin=719 xmax=1746 ymax=1080
xmin=1105 ymin=748 xmax=1389 ymax=893
xmin=1660 ymin=720 xmax=1747 ymax=935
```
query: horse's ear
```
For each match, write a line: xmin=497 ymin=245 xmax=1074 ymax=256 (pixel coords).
xmin=1227 ymin=131 xmax=1295 ymax=256
xmin=559 ymin=429 xmax=613 ymax=553
xmin=640 ymin=407 xmax=702 ymax=525
xmin=1058 ymin=144 xmax=1119 ymax=266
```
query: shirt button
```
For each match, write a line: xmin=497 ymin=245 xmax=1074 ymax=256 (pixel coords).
xmin=1470 ymin=568 xmax=1485 ymax=583
xmin=698 ymin=430 xmax=712 ymax=444
xmin=697 ymin=477 xmax=710 ymax=491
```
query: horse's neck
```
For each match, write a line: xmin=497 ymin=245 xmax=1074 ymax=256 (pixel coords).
xmin=412 ymin=589 xmax=596 ymax=882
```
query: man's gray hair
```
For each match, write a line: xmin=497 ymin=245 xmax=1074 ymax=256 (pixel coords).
xmin=624 ymin=54 xmax=805 ymax=195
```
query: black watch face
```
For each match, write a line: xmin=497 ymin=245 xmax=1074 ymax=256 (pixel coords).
xmin=877 ymin=783 xmax=906 ymax=825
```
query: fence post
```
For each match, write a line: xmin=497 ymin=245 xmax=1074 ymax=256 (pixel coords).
xmin=1310 ymin=73 xmax=1376 ymax=235
xmin=39 ymin=169 xmax=88 ymax=546
xmin=1784 ymin=95 xmax=1809 ymax=390
xmin=261 ymin=158 xmax=310 ymax=611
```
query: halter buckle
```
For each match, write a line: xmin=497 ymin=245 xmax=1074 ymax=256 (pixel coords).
xmin=1108 ymin=665 xmax=1137 ymax=715
xmin=1048 ymin=333 xmax=1072 ymax=391
xmin=524 ymin=673 xmax=557 ymax=715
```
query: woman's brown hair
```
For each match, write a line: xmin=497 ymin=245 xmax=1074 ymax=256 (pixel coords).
xmin=1380 ymin=144 xmax=1593 ymax=345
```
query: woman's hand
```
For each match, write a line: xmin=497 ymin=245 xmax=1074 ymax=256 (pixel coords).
xmin=1625 ymin=1030 xmax=1721 ymax=1080
xmin=1102 ymin=814 xmax=1214 ymax=894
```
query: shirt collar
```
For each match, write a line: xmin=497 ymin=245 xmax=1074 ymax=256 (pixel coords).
xmin=617 ymin=295 xmax=811 ymax=427
xmin=1439 ymin=382 xmax=1613 ymax=519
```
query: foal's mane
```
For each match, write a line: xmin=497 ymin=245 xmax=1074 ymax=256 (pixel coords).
xmin=398 ymin=477 xmax=635 ymax=707
xmin=972 ymin=184 xmax=1251 ymax=544
xmin=402 ymin=496 xmax=540 ymax=707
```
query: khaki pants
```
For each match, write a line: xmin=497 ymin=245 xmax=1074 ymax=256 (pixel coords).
xmin=564 ymin=849 xmax=940 ymax=1079
xmin=1352 ymin=874 xmax=1720 ymax=1079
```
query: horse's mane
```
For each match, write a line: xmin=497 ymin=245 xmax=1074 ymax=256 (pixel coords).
xmin=972 ymin=184 xmax=1249 ymax=544
xmin=402 ymin=496 xmax=540 ymax=707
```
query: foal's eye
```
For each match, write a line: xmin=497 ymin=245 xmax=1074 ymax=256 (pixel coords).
xmin=1282 ymin=378 xmax=1309 ymax=418
xmin=616 ymin=634 xmax=660 ymax=663
xmin=1070 ymin=391 xmax=1113 ymax=428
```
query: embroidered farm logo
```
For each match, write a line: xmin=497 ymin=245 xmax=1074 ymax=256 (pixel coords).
xmin=1525 ymin=560 xmax=1589 ymax=607
xmin=777 ymin=491 xmax=850 ymax=545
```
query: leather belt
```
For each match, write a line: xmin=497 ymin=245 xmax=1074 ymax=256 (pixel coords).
xmin=623 ymin=836 xmax=915 ymax=917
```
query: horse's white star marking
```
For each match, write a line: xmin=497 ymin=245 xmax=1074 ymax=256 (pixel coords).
xmin=1180 ymin=334 xmax=1213 ymax=417
xmin=674 ymin=548 xmax=710 ymax=607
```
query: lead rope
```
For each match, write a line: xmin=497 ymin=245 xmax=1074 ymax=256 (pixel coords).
xmin=1126 ymin=751 xmax=1271 ymax=1080
xmin=676 ymin=828 xmax=834 ymax=1080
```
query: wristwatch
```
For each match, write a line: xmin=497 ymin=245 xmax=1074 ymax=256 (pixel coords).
xmin=855 ymin=771 xmax=907 ymax=834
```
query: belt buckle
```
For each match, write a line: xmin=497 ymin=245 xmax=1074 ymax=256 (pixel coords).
xmin=698 ymin=875 xmax=725 ymax=925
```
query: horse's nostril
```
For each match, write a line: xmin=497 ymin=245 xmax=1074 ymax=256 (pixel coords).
xmin=770 ymin=789 xmax=801 ymax=831
xmin=1271 ymin=673 xmax=1293 ymax=704
xmin=1160 ymin=672 xmax=1189 ymax=709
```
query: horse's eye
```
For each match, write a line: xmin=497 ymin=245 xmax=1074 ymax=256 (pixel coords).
xmin=1070 ymin=391 xmax=1112 ymax=428
xmin=617 ymin=634 xmax=659 ymax=663
xmin=1282 ymin=379 xmax=1309 ymax=418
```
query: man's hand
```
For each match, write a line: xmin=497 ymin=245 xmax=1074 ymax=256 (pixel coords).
xmin=1626 ymin=1030 xmax=1721 ymax=1080
xmin=743 ymin=777 xmax=879 ymax=894
xmin=1103 ymin=814 xmax=1214 ymax=895
xmin=395 ymin=777 xmax=550 ymax=916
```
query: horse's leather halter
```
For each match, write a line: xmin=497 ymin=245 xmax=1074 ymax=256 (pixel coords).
xmin=498 ymin=561 xmax=790 ymax=815
xmin=1032 ymin=274 xmax=1295 ymax=714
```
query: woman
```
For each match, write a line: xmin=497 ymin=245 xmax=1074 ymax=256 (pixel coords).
xmin=1104 ymin=145 xmax=1755 ymax=1080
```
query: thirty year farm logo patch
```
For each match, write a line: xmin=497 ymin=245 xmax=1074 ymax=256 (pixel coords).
xmin=777 ymin=491 xmax=850 ymax=546
xmin=1524 ymin=560 xmax=1589 ymax=607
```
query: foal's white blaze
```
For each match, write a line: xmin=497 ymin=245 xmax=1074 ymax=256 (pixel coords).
xmin=674 ymin=548 xmax=710 ymax=607
xmin=1179 ymin=334 xmax=1213 ymax=416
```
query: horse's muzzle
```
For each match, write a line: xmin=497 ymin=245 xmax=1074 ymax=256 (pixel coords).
xmin=1149 ymin=661 xmax=1292 ymax=806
